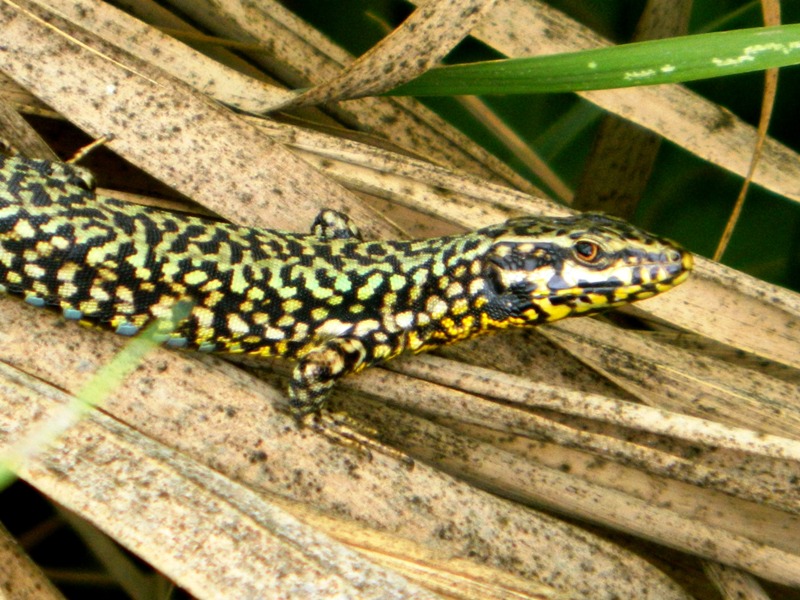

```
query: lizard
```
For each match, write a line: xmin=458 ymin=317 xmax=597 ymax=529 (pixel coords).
xmin=0 ymin=153 xmax=692 ymax=420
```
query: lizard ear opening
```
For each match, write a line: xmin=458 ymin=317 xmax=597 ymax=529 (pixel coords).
xmin=483 ymin=258 xmax=508 ymax=296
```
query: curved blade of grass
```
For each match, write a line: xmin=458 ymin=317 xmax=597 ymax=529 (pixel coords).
xmin=0 ymin=301 xmax=192 ymax=489
xmin=387 ymin=23 xmax=800 ymax=96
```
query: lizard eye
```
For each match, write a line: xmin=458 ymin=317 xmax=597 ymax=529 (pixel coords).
xmin=573 ymin=240 xmax=601 ymax=263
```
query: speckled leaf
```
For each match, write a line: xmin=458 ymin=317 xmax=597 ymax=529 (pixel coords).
xmin=0 ymin=521 xmax=64 ymax=600
xmin=0 ymin=296 xmax=691 ymax=599
xmin=43 ymin=0 xmax=295 ymax=111
xmin=286 ymin=0 xmax=498 ymax=106
xmin=0 ymin=1 xmax=798 ymax=597
xmin=0 ymin=365 xmax=438 ymax=600
xmin=0 ymin=0 xmax=394 ymax=237
xmin=162 ymin=0 xmax=535 ymax=191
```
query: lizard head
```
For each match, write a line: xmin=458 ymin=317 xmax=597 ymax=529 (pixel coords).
xmin=478 ymin=213 xmax=692 ymax=326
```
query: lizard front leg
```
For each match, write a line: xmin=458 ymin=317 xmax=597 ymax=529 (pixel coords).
xmin=288 ymin=337 xmax=368 ymax=419
xmin=288 ymin=336 xmax=413 ymax=466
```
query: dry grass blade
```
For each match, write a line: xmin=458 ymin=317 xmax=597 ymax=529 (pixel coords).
xmin=456 ymin=95 xmax=574 ymax=202
xmin=437 ymin=329 xmax=637 ymax=398
xmin=335 ymin=389 xmax=800 ymax=587
xmin=471 ymin=0 xmax=800 ymax=202
xmin=0 ymin=520 xmax=65 ymax=600
xmin=42 ymin=0 xmax=294 ymax=111
xmin=342 ymin=359 xmax=799 ymax=514
xmin=713 ymin=0 xmax=780 ymax=260
xmin=0 ymin=72 xmax=54 ymax=118
xmin=546 ymin=317 xmax=800 ymax=439
xmin=573 ymin=0 xmax=692 ymax=216
xmin=0 ymin=98 xmax=57 ymax=159
xmin=244 ymin=119 xmax=560 ymax=235
xmin=6 ymin=355 xmax=564 ymax=600
xmin=162 ymin=0 xmax=537 ymax=191
xmin=0 ymin=297 xmax=691 ymax=599
xmin=264 ymin=497 xmax=564 ymax=600
xmin=0 ymin=365 xmax=439 ymax=600
xmin=703 ymin=562 xmax=772 ymax=600
xmin=391 ymin=354 xmax=800 ymax=462
xmin=0 ymin=0 xmax=395 ymax=236
xmin=446 ymin=426 xmax=800 ymax=556
xmin=1 ymin=0 xmax=799 ymax=597
xmin=634 ymin=259 xmax=800 ymax=371
xmin=286 ymin=0 xmax=498 ymax=106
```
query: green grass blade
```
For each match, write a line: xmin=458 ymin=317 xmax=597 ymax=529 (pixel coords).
xmin=0 ymin=301 xmax=193 ymax=489
xmin=387 ymin=24 xmax=800 ymax=96
xmin=76 ymin=301 xmax=193 ymax=407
